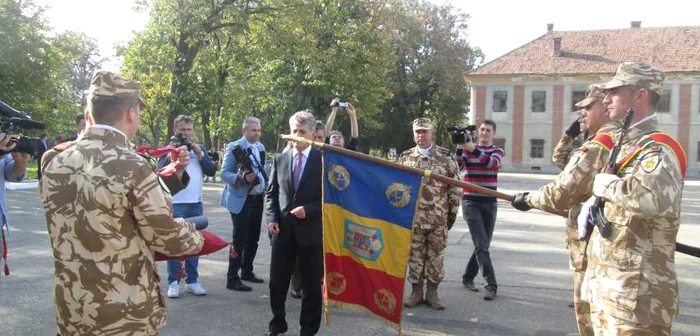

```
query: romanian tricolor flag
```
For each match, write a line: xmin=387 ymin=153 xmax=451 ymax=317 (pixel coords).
xmin=323 ymin=150 xmax=423 ymax=332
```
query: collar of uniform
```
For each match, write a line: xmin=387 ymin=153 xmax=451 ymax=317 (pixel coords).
xmin=415 ymin=143 xmax=434 ymax=157
xmin=623 ymin=114 xmax=658 ymax=144
xmin=81 ymin=125 xmax=131 ymax=147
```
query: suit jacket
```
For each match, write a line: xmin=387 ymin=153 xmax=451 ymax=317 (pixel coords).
xmin=220 ymin=137 xmax=267 ymax=214
xmin=39 ymin=127 xmax=204 ymax=335
xmin=264 ymin=147 xmax=322 ymax=246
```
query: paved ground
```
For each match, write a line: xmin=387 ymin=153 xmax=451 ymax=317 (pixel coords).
xmin=1 ymin=173 xmax=699 ymax=336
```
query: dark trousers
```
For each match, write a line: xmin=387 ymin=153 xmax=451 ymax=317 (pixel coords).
xmin=462 ymin=199 xmax=498 ymax=291
xmin=268 ymin=233 xmax=323 ymax=335
xmin=227 ymin=195 xmax=263 ymax=282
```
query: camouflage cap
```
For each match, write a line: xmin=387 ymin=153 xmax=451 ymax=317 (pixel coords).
xmin=412 ymin=117 xmax=433 ymax=130
xmin=85 ymin=70 xmax=147 ymax=108
xmin=574 ymin=83 xmax=605 ymax=108
xmin=599 ymin=62 xmax=665 ymax=95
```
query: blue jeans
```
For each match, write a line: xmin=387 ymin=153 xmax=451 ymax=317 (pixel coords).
xmin=462 ymin=199 xmax=498 ymax=291
xmin=167 ymin=202 xmax=203 ymax=284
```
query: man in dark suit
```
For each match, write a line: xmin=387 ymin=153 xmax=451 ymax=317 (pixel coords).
xmin=59 ymin=114 xmax=86 ymax=144
xmin=265 ymin=110 xmax=323 ymax=336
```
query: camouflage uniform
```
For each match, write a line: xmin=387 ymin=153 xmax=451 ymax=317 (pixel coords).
xmin=39 ymin=70 xmax=204 ymax=336
xmin=581 ymin=63 xmax=682 ymax=335
xmin=396 ymin=118 xmax=461 ymax=309
xmin=531 ymin=84 xmax=608 ymax=336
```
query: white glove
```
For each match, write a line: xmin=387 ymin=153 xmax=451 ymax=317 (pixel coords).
xmin=593 ymin=173 xmax=621 ymax=198
xmin=577 ymin=196 xmax=596 ymax=239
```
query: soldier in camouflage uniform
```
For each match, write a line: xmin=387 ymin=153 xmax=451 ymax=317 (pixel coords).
xmin=576 ymin=62 xmax=685 ymax=335
xmin=39 ymin=70 xmax=204 ymax=336
xmin=396 ymin=117 xmax=461 ymax=310
xmin=512 ymin=83 xmax=613 ymax=336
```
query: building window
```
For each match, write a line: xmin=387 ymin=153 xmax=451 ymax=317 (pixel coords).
xmin=530 ymin=139 xmax=545 ymax=158
xmin=531 ymin=91 xmax=546 ymax=113
xmin=657 ymin=90 xmax=671 ymax=112
xmin=571 ymin=90 xmax=586 ymax=111
xmin=492 ymin=91 xmax=507 ymax=112
xmin=493 ymin=137 xmax=506 ymax=148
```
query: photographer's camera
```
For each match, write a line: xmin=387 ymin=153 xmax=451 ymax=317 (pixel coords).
xmin=447 ymin=125 xmax=477 ymax=144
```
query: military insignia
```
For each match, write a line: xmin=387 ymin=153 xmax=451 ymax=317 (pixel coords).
xmin=343 ymin=221 xmax=384 ymax=261
xmin=385 ymin=183 xmax=412 ymax=207
xmin=641 ymin=154 xmax=660 ymax=173
xmin=327 ymin=272 xmax=347 ymax=295
xmin=374 ymin=289 xmax=397 ymax=315
xmin=328 ymin=164 xmax=350 ymax=190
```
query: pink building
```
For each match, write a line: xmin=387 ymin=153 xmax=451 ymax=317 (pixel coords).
xmin=465 ymin=22 xmax=700 ymax=176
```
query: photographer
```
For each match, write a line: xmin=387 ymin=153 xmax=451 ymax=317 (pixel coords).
xmin=0 ymin=133 xmax=29 ymax=277
xmin=157 ymin=115 xmax=216 ymax=298
xmin=455 ymin=119 xmax=504 ymax=301
xmin=221 ymin=117 xmax=268 ymax=291
xmin=324 ymin=98 xmax=359 ymax=151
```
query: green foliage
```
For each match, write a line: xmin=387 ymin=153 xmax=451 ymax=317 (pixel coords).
xmin=0 ymin=0 xmax=104 ymax=137
xmin=3 ymin=0 xmax=484 ymax=154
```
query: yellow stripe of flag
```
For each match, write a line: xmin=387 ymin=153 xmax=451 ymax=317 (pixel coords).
xmin=323 ymin=204 xmax=411 ymax=279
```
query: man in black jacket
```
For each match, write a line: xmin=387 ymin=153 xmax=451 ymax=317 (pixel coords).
xmin=264 ymin=110 xmax=323 ymax=336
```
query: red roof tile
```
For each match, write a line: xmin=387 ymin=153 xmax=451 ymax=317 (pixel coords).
xmin=468 ymin=26 xmax=700 ymax=76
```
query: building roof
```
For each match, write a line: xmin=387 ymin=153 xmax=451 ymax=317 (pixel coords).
xmin=468 ymin=25 xmax=700 ymax=77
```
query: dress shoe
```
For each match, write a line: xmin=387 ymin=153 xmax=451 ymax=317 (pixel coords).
xmin=226 ymin=279 xmax=252 ymax=291
xmin=462 ymin=279 xmax=479 ymax=292
xmin=290 ymin=287 xmax=302 ymax=299
xmin=241 ymin=272 xmax=264 ymax=283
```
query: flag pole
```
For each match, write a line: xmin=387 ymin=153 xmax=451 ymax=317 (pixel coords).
xmin=281 ymin=134 xmax=569 ymax=218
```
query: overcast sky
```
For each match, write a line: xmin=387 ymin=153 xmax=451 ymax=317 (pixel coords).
xmin=38 ymin=0 xmax=700 ymax=69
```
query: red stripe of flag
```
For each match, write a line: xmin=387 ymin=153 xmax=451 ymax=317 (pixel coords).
xmin=324 ymin=254 xmax=405 ymax=325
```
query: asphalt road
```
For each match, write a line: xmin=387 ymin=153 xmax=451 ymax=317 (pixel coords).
xmin=1 ymin=173 xmax=698 ymax=335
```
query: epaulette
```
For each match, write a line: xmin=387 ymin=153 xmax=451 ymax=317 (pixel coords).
xmin=436 ymin=146 xmax=452 ymax=156
xmin=399 ymin=148 xmax=414 ymax=157
xmin=52 ymin=140 xmax=77 ymax=153
xmin=649 ymin=132 xmax=687 ymax=179
xmin=588 ymin=133 xmax=614 ymax=151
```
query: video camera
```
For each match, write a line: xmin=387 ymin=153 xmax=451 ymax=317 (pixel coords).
xmin=0 ymin=100 xmax=47 ymax=155
xmin=169 ymin=133 xmax=193 ymax=151
xmin=231 ymin=145 xmax=261 ymax=186
xmin=447 ymin=125 xmax=477 ymax=144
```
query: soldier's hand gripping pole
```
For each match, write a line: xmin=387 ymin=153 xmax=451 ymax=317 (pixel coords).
xmin=589 ymin=108 xmax=635 ymax=238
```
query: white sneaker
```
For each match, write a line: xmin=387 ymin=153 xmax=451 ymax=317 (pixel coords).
xmin=185 ymin=282 xmax=207 ymax=296
xmin=167 ymin=281 xmax=180 ymax=298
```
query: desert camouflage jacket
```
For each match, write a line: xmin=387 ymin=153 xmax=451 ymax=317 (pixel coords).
xmin=39 ymin=126 xmax=204 ymax=336
xmin=397 ymin=145 xmax=461 ymax=230
xmin=552 ymin=134 xmax=575 ymax=170
xmin=582 ymin=116 xmax=683 ymax=326
xmin=527 ymin=122 xmax=619 ymax=215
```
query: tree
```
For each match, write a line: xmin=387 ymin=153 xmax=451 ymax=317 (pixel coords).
xmin=0 ymin=0 xmax=104 ymax=136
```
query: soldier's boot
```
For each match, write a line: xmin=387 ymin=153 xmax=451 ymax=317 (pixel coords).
xmin=425 ymin=282 xmax=445 ymax=310
xmin=403 ymin=281 xmax=424 ymax=308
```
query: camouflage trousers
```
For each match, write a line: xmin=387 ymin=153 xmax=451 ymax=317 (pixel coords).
xmin=589 ymin=307 xmax=671 ymax=336
xmin=566 ymin=226 xmax=593 ymax=336
xmin=407 ymin=225 xmax=447 ymax=284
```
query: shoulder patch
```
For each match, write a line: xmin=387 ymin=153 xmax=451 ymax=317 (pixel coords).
xmin=589 ymin=133 xmax=614 ymax=151
xmin=640 ymin=153 xmax=661 ymax=173
xmin=649 ymin=132 xmax=687 ymax=179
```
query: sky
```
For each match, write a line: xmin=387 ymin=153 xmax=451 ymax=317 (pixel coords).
xmin=37 ymin=0 xmax=700 ymax=69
